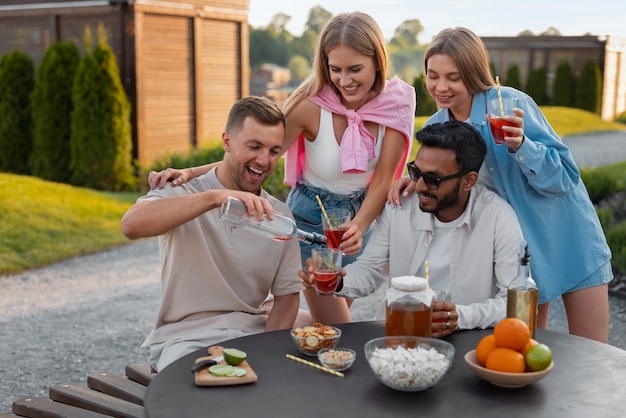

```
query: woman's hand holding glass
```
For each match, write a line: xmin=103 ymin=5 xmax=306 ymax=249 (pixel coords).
xmin=499 ymin=107 xmax=526 ymax=152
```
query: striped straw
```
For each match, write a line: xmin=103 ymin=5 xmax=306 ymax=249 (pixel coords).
xmin=286 ymin=354 xmax=345 ymax=377
xmin=315 ymin=195 xmax=334 ymax=229
xmin=425 ymin=260 xmax=429 ymax=284
xmin=495 ymin=76 xmax=504 ymax=117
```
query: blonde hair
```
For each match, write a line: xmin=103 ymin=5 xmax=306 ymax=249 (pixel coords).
xmin=282 ymin=12 xmax=389 ymax=115
xmin=424 ymin=27 xmax=495 ymax=94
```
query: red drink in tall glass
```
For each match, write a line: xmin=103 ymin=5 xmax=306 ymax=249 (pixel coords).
xmin=488 ymin=117 xmax=515 ymax=144
xmin=324 ymin=228 xmax=344 ymax=249
xmin=312 ymin=269 xmax=339 ymax=295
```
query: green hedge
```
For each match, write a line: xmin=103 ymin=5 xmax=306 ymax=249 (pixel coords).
xmin=0 ymin=51 xmax=35 ymax=173
xmin=142 ymin=142 xmax=291 ymax=201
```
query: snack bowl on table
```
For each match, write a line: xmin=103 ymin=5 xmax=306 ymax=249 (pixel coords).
xmin=290 ymin=324 xmax=341 ymax=356
xmin=464 ymin=349 xmax=554 ymax=388
xmin=364 ymin=336 xmax=455 ymax=392
xmin=318 ymin=347 xmax=356 ymax=371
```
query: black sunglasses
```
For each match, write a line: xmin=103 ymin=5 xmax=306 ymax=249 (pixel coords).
xmin=406 ymin=161 xmax=471 ymax=190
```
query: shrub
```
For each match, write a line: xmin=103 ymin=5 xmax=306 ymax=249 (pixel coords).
xmin=0 ymin=51 xmax=35 ymax=173
xmin=525 ymin=67 xmax=548 ymax=105
xmin=412 ymin=73 xmax=437 ymax=116
xmin=30 ymin=41 xmax=80 ymax=182
xmin=581 ymin=167 xmax=618 ymax=203
xmin=552 ymin=61 xmax=575 ymax=107
xmin=576 ymin=59 xmax=602 ymax=114
xmin=596 ymin=207 xmax=614 ymax=230
xmin=505 ymin=65 xmax=522 ymax=90
xmin=70 ymin=24 xmax=135 ymax=191
xmin=606 ymin=221 xmax=626 ymax=274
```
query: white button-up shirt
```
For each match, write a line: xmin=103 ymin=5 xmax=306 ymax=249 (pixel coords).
xmin=337 ymin=184 xmax=524 ymax=330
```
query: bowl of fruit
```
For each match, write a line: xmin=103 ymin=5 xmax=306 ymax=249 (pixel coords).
xmin=464 ymin=318 xmax=554 ymax=388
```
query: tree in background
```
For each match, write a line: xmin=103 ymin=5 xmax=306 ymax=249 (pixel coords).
xmin=29 ymin=41 xmax=80 ymax=182
xmin=287 ymin=55 xmax=310 ymax=84
xmin=388 ymin=19 xmax=426 ymax=83
xmin=413 ymin=73 xmax=436 ymax=116
xmin=505 ymin=64 xmax=522 ymax=90
xmin=552 ymin=60 xmax=575 ymax=107
xmin=0 ymin=51 xmax=34 ymax=174
xmin=525 ymin=67 xmax=549 ymax=105
xmin=70 ymin=24 xmax=134 ymax=191
xmin=304 ymin=5 xmax=332 ymax=34
xmin=576 ymin=58 xmax=602 ymax=113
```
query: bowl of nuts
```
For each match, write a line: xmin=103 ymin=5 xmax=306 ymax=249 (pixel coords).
xmin=364 ymin=336 xmax=454 ymax=392
xmin=318 ymin=347 xmax=356 ymax=371
xmin=290 ymin=323 xmax=341 ymax=356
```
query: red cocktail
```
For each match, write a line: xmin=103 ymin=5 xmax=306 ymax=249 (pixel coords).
xmin=488 ymin=117 xmax=515 ymax=144
xmin=312 ymin=269 xmax=339 ymax=295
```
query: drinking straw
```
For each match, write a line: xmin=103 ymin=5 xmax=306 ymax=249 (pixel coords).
xmin=425 ymin=260 xmax=429 ymax=284
xmin=286 ymin=354 xmax=345 ymax=377
xmin=495 ymin=76 xmax=504 ymax=117
xmin=316 ymin=195 xmax=334 ymax=228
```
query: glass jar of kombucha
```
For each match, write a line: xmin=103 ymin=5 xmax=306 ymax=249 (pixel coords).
xmin=385 ymin=276 xmax=435 ymax=338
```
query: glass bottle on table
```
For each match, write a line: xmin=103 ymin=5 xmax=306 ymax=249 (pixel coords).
xmin=386 ymin=276 xmax=436 ymax=338
xmin=219 ymin=196 xmax=327 ymax=245
xmin=506 ymin=242 xmax=538 ymax=338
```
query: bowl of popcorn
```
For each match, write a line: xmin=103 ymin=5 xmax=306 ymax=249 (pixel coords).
xmin=318 ymin=347 xmax=356 ymax=371
xmin=290 ymin=323 xmax=341 ymax=356
xmin=364 ymin=336 xmax=455 ymax=392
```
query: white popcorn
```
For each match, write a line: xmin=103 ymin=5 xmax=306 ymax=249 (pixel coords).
xmin=369 ymin=345 xmax=450 ymax=390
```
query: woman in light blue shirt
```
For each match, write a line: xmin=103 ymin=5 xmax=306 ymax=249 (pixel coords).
xmin=390 ymin=27 xmax=612 ymax=342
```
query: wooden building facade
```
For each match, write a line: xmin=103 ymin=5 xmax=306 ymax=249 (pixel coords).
xmin=483 ymin=34 xmax=626 ymax=121
xmin=0 ymin=0 xmax=250 ymax=165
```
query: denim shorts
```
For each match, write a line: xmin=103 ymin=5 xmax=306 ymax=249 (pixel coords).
xmin=286 ymin=183 xmax=372 ymax=267
xmin=564 ymin=261 xmax=614 ymax=295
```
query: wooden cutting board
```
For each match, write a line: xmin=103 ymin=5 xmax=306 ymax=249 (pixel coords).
xmin=194 ymin=345 xmax=258 ymax=386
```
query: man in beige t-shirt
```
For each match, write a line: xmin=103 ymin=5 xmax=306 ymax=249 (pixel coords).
xmin=122 ymin=97 xmax=303 ymax=371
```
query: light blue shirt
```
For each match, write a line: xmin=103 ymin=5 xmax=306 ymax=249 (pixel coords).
xmin=427 ymin=87 xmax=612 ymax=303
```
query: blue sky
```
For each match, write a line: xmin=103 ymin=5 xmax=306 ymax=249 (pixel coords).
xmin=248 ymin=0 xmax=626 ymax=42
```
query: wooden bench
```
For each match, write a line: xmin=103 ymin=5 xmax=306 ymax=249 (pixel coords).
xmin=8 ymin=364 xmax=157 ymax=418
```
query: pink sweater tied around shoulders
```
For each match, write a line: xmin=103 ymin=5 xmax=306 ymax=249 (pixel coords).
xmin=283 ymin=76 xmax=417 ymax=186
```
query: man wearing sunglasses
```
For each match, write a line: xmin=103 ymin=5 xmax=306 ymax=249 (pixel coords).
xmin=301 ymin=120 xmax=525 ymax=336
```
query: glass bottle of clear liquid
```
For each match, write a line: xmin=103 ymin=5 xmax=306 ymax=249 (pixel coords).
xmin=219 ymin=196 xmax=327 ymax=245
xmin=506 ymin=243 xmax=538 ymax=338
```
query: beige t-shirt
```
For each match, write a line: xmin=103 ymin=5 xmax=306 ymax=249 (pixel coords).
xmin=141 ymin=169 xmax=303 ymax=346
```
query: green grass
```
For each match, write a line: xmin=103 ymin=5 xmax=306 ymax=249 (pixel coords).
xmin=1 ymin=107 xmax=624 ymax=275
xmin=0 ymin=174 xmax=141 ymax=275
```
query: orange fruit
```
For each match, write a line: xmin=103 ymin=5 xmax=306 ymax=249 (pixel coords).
xmin=475 ymin=334 xmax=500 ymax=367
xmin=493 ymin=318 xmax=531 ymax=351
xmin=521 ymin=338 xmax=539 ymax=357
xmin=485 ymin=347 xmax=526 ymax=373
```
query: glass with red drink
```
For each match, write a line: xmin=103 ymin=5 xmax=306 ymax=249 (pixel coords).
xmin=321 ymin=208 xmax=351 ymax=249
xmin=311 ymin=247 xmax=342 ymax=295
xmin=487 ymin=98 xmax=518 ymax=144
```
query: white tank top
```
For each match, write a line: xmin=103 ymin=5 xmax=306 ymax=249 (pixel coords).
xmin=302 ymin=108 xmax=385 ymax=195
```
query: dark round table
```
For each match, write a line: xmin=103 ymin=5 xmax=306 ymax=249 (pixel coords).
xmin=144 ymin=321 xmax=626 ymax=417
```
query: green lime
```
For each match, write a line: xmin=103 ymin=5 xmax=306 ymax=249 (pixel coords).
xmin=223 ymin=348 xmax=247 ymax=366
xmin=208 ymin=364 xmax=234 ymax=376
xmin=525 ymin=343 xmax=553 ymax=371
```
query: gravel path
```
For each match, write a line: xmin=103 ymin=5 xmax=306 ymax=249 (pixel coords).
xmin=2 ymin=131 xmax=626 ymax=414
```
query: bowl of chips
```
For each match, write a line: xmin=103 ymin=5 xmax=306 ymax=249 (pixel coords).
xmin=290 ymin=323 xmax=341 ymax=356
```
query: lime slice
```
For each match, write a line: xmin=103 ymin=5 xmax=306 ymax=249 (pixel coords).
xmin=208 ymin=364 xmax=234 ymax=376
xmin=223 ymin=348 xmax=247 ymax=366
xmin=225 ymin=366 xmax=247 ymax=377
